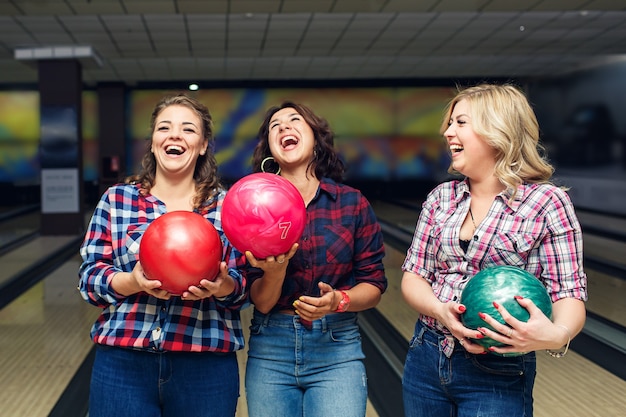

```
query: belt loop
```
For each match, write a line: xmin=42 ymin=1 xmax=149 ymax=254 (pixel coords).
xmin=261 ymin=311 xmax=270 ymax=326
xmin=321 ymin=315 xmax=328 ymax=332
xmin=416 ymin=321 xmax=427 ymax=342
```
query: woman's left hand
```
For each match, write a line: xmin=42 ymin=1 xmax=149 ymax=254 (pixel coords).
xmin=292 ymin=282 xmax=337 ymax=321
xmin=477 ymin=296 xmax=557 ymax=355
xmin=181 ymin=261 xmax=234 ymax=301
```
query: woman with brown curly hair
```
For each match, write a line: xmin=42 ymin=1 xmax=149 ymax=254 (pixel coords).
xmin=243 ymin=101 xmax=387 ymax=417
xmin=79 ymin=94 xmax=247 ymax=417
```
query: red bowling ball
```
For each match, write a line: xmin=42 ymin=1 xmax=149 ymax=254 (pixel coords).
xmin=222 ymin=173 xmax=306 ymax=259
xmin=139 ymin=211 xmax=222 ymax=295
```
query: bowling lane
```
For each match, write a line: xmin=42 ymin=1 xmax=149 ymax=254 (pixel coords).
xmin=585 ymin=270 xmax=626 ymax=327
xmin=0 ymin=209 xmax=39 ymax=249
xmin=583 ymin=233 xmax=626 ymax=269
xmin=0 ymin=236 xmax=79 ymax=286
xmin=370 ymin=200 xmax=418 ymax=235
xmin=0 ymin=254 xmax=99 ymax=417
xmin=378 ymin=243 xmax=626 ymax=417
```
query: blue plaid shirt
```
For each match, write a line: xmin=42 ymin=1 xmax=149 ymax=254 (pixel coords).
xmin=79 ymin=183 xmax=248 ymax=353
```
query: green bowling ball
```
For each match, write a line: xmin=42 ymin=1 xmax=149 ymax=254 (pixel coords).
xmin=460 ymin=265 xmax=552 ymax=356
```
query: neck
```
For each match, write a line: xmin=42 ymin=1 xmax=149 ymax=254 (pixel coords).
xmin=280 ymin=171 xmax=320 ymax=206
xmin=468 ymin=177 xmax=505 ymax=199
xmin=152 ymin=175 xmax=196 ymax=204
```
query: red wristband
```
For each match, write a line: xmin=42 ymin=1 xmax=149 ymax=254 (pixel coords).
xmin=334 ymin=290 xmax=350 ymax=313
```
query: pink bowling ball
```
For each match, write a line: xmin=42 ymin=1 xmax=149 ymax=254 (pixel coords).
xmin=222 ymin=173 xmax=306 ymax=259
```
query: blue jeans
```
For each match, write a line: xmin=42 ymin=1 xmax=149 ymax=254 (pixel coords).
xmin=402 ymin=321 xmax=536 ymax=417
xmin=245 ymin=310 xmax=368 ymax=417
xmin=89 ymin=345 xmax=240 ymax=417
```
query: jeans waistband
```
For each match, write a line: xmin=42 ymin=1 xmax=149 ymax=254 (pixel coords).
xmin=98 ymin=344 xmax=235 ymax=357
xmin=414 ymin=320 xmax=466 ymax=355
xmin=253 ymin=309 xmax=358 ymax=331
xmin=416 ymin=320 xmax=449 ymax=342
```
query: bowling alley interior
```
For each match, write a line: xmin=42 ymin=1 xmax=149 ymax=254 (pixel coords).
xmin=1 ymin=1 xmax=625 ymax=416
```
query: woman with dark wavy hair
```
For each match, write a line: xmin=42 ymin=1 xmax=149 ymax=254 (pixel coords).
xmin=243 ymin=101 xmax=387 ymax=417
xmin=79 ymin=94 xmax=247 ymax=417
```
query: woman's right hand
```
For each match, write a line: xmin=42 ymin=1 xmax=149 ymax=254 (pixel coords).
xmin=247 ymin=243 xmax=300 ymax=313
xmin=111 ymin=262 xmax=171 ymax=300
xmin=438 ymin=301 xmax=486 ymax=354
xmin=245 ymin=243 xmax=299 ymax=275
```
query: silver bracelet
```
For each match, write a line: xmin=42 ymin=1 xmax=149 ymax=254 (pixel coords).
xmin=546 ymin=324 xmax=571 ymax=358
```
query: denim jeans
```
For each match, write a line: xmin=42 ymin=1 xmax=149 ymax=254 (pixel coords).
xmin=89 ymin=345 xmax=240 ymax=417
xmin=402 ymin=321 xmax=536 ymax=417
xmin=245 ymin=310 xmax=368 ymax=417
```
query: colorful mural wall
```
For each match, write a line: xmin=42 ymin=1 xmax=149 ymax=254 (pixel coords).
xmin=129 ymin=87 xmax=454 ymax=183
xmin=0 ymin=86 xmax=454 ymax=186
xmin=0 ymin=90 xmax=97 ymax=184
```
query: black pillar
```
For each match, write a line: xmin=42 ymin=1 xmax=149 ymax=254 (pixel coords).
xmin=97 ymin=83 xmax=127 ymax=196
xmin=38 ymin=59 xmax=85 ymax=235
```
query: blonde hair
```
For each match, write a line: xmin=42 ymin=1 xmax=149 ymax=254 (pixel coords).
xmin=440 ymin=83 xmax=555 ymax=197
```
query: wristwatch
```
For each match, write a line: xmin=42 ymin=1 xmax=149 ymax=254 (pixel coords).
xmin=334 ymin=290 xmax=350 ymax=313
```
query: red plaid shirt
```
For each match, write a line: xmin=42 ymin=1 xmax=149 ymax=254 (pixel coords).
xmin=246 ymin=178 xmax=387 ymax=311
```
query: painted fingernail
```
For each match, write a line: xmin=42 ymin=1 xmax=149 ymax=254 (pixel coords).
xmin=475 ymin=333 xmax=484 ymax=339
xmin=478 ymin=312 xmax=486 ymax=320
xmin=514 ymin=295 xmax=523 ymax=300
xmin=493 ymin=301 xmax=500 ymax=309
xmin=459 ymin=305 xmax=466 ymax=312
xmin=488 ymin=347 xmax=496 ymax=352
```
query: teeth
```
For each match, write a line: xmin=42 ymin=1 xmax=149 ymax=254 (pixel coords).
xmin=166 ymin=145 xmax=184 ymax=155
xmin=281 ymin=136 xmax=298 ymax=147
xmin=450 ymin=145 xmax=464 ymax=152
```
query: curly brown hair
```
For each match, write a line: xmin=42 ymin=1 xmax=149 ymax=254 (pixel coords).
xmin=252 ymin=101 xmax=345 ymax=182
xmin=125 ymin=94 xmax=222 ymax=210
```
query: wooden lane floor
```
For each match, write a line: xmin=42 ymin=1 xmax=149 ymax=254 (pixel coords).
xmin=379 ymin=245 xmax=626 ymax=417
xmin=0 ymin=253 xmax=99 ymax=417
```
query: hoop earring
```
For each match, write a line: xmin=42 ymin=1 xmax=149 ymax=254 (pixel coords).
xmin=261 ymin=156 xmax=281 ymax=175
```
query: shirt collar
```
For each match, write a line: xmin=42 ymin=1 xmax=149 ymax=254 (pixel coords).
xmin=457 ymin=177 xmax=528 ymax=213
xmin=318 ymin=177 xmax=339 ymax=201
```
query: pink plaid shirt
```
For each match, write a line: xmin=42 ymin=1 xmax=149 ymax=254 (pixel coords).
xmin=402 ymin=178 xmax=587 ymax=356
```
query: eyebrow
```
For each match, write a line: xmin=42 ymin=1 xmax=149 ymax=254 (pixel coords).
xmin=157 ymin=120 xmax=199 ymax=128
xmin=270 ymin=112 xmax=299 ymax=125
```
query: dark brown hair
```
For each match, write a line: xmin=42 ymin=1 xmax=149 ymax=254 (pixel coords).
xmin=252 ymin=101 xmax=345 ymax=182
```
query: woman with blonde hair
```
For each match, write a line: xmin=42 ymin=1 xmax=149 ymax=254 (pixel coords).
xmin=401 ymin=83 xmax=587 ymax=417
